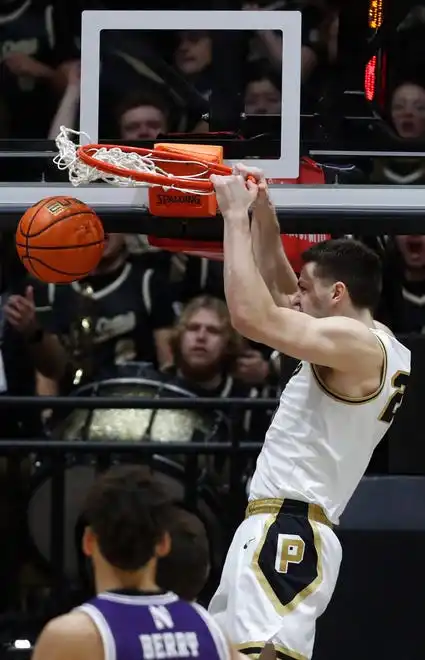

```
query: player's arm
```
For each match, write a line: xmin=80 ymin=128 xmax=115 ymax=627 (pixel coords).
xmin=212 ymin=175 xmax=382 ymax=372
xmin=32 ymin=612 xmax=103 ymax=660
xmin=236 ymin=164 xmax=298 ymax=307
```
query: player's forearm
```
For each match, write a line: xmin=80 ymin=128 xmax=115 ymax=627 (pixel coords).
xmin=223 ymin=213 xmax=275 ymax=332
xmin=251 ymin=203 xmax=298 ymax=305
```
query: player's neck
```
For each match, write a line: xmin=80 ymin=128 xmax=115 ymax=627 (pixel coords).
xmin=95 ymin=563 xmax=160 ymax=594
xmin=337 ymin=307 xmax=373 ymax=327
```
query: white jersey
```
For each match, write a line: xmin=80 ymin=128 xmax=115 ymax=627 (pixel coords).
xmin=249 ymin=329 xmax=411 ymax=524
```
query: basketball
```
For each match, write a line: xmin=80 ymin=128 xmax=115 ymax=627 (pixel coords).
xmin=15 ymin=196 xmax=105 ymax=283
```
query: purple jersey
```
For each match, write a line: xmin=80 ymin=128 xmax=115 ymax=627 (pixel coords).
xmin=78 ymin=590 xmax=229 ymax=660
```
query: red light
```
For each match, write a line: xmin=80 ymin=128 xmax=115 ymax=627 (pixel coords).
xmin=365 ymin=56 xmax=377 ymax=100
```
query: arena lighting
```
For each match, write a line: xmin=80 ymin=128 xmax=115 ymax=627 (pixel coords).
xmin=365 ymin=0 xmax=384 ymax=100
xmin=13 ymin=640 xmax=32 ymax=649
xmin=369 ymin=0 xmax=384 ymax=29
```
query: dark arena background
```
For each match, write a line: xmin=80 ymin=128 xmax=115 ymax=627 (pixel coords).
xmin=1 ymin=0 xmax=425 ymax=658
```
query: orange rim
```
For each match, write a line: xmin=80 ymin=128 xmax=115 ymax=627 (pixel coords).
xmin=77 ymin=143 xmax=233 ymax=191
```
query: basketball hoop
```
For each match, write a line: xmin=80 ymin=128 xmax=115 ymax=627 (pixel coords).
xmin=54 ymin=126 xmax=233 ymax=195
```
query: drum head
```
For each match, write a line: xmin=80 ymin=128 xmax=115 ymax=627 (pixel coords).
xmin=53 ymin=377 xmax=225 ymax=444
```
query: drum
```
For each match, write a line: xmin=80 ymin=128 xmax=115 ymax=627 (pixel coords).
xmin=27 ymin=371 xmax=230 ymax=582
xmin=53 ymin=375 xmax=225 ymax=445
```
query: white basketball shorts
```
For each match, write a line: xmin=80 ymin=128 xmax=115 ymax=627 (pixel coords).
xmin=208 ymin=498 xmax=342 ymax=660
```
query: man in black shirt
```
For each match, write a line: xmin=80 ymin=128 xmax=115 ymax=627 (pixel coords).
xmin=35 ymin=234 xmax=175 ymax=390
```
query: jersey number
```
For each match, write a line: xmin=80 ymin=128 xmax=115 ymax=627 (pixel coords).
xmin=275 ymin=534 xmax=305 ymax=573
xmin=379 ymin=371 xmax=410 ymax=424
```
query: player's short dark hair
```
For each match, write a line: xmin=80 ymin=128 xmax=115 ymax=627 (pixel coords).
xmin=82 ymin=466 xmax=174 ymax=571
xmin=156 ymin=508 xmax=210 ymax=601
xmin=301 ymin=238 xmax=382 ymax=311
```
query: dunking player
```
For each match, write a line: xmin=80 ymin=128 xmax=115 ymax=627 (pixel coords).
xmin=208 ymin=167 xmax=411 ymax=660
xmin=33 ymin=466 xmax=239 ymax=660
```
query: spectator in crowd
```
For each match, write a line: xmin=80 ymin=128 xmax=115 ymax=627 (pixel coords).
xmin=391 ymin=81 xmax=425 ymax=139
xmin=0 ymin=0 xmax=79 ymax=138
xmin=377 ymin=236 xmax=425 ymax=334
xmin=177 ymin=256 xmax=281 ymax=389
xmin=157 ymin=507 xmax=210 ymax=602
xmin=173 ymin=30 xmax=212 ymax=97
xmin=2 ymin=278 xmax=68 ymax=431
xmin=370 ymin=81 xmax=425 ymax=185
xmin=244 ymin=62 xmax=281 ymax=115
xmin=115 ymin=90 xmax=170 ymax=141
xmin=165 ymin=296 xmax=246 ymax=394
xmin=33 ymin=233 xmax=175 ymax=391
xmin=156 ymin=295 xmax=271 ymax=441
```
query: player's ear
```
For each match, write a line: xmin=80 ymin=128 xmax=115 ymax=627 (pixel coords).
xmin=156 ymin=530 xmax=171 ymax=559
xmin=82 ymin=525 xmax=95 ymax=557
xmin=331 ymin=281 xmax=346 ymax=305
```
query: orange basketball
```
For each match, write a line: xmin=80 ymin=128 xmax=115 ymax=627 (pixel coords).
xmin=16 ymin=196 xmax=105 ymax=283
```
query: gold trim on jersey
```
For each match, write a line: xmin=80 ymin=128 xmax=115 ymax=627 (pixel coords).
xmin=246 ymin=499 xmax=332 ymax=528
xmin=247 ymin=499 xmax=325 ymax=617
xmin=311 ymin=334 xmax=387 ymax=404
xmin=237 ymin=641 xmax=307 ymax=660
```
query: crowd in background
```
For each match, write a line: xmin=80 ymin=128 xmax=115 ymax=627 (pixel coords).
xmin=0 ymin=0 xmax=425 ymax=454
xmin=1 ymin=0 xmax=425 ymax=629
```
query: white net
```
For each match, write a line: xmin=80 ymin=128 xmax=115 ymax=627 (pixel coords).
xmin=54 ymin=126 xmax=214 ymax=194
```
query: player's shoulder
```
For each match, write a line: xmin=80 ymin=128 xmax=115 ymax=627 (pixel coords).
xmin=316 ymin=315 xmax=381 ymax=353
xmin=373 ymin=320 xmax=394 ymax=337
xmin=32 ymin=611 xmax=102 ymax=660
xmin=371 ymin=328 xmax=411 ymax=379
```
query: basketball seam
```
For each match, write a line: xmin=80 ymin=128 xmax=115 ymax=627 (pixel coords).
xmin=19 ymin=210 xmax=99 ymax=238
xmin=16 ymin=240 xmax=104 ymax=250
xmin=20 ymin=255 xmax=94 ymax=277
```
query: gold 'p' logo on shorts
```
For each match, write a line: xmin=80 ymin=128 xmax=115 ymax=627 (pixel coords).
xmin=275 ymin=534 xmax=305 ymax=573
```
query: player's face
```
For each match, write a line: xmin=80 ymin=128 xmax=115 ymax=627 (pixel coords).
xmin=120 ymin=105 xmax=167 ymax=140
xmin=294 ymin=263 xmax=337 ymax=318
xmin=396 ymin=235 xmax=425 ymax=268
xmin=180 ymin=308 xmax=227 ymax=369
